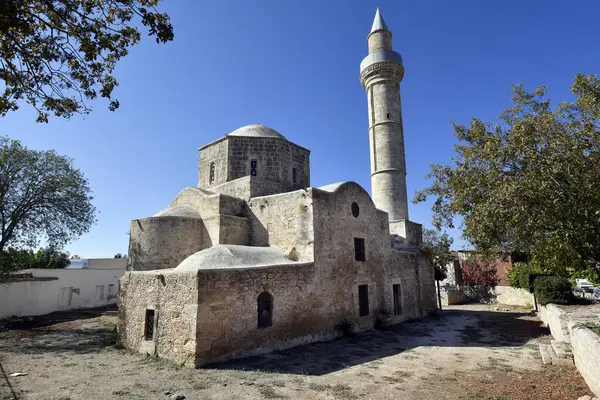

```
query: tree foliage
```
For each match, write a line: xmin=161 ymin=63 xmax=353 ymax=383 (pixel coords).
xmin=0 ymin=0 xmax=173 ymax=122
xmin=415 ymin=74 xmax=600 ymax=277
xmin=421 ymin=228 xmax=454 ymax=272
xmin=0 ymin=136 xmax=96 ymax=253
xmin=461 ymin=258 xmax=499 ymax=287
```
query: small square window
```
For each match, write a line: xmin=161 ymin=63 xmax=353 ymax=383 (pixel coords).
xmin=354 ymin=238 xmax=366 ymax=261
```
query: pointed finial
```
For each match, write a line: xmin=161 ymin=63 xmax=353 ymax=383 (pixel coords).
xmin=371 ymin=8 xmax=389 ymax=33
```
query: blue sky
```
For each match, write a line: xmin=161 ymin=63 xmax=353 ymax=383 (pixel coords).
xmin=1 ymin=1 xmax=599 ymax=257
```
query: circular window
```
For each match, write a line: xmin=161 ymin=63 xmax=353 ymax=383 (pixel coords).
xmin=351 ymin=202 xmax=360 ymax=218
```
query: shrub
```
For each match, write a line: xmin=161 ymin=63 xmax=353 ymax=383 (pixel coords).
xmin=534 ymin=276 xmax=573 ymax=306
xmin=334 ymin=319 xmax=354 ymax=337
xmin=506 ymin=262 xmax=542 ymax=290
xmin=374 ymin=309 xmax=392 ymax=330
xmin=461 ymin=258 xmax=499 ymax=287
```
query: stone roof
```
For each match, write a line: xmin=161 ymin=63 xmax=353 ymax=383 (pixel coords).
xmin=226 ymin=124 xmax=287 ymax=140
xmin=154 ymin=206 xmax=201 ymax=218
xmin=173 ymin=244 xmax=303 ymax=271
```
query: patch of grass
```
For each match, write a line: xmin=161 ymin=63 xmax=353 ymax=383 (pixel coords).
xmin=330 ymin=384 xmax=358 ymax=400
xmin=192 ymin=381 xmax=211 ymax=390
xmin=393 ymin=370 xmax=414 ymax=377
xmin=309 ymin=382 xmax=330 ymax=391
xmin=566 ymin=384 xmax=585 ymax=391
xmin=112 ymin=390 xmax=129 ymax=396
xmin=258 ymin=386 xmax=286 ymax=399
xmin=382 ymin=376 xmax=404 ymax=384
xmin=62 ymin=362 xmax=78 ymax=367
xmin=479 ymin=377 xmax=493 ymax=384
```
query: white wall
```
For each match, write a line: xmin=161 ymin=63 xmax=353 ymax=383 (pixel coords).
xmin=0 ymin=267 xmax=125 ymax=319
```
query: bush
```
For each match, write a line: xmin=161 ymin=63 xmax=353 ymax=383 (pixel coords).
xmin=506 ymin=262 xmax=542 ymax=290
xmin=534 ymin=276 xmax=573 ymax=306
xmin=334 ymin=319 xmax=354 ymax=337
xmin=374 ymin=309 xmax=392 ymax=330
xmin=461 ymin=258 xmax=499 ymax=287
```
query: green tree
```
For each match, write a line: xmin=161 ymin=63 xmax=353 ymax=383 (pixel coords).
xmin=0 ymin=136 xmax=96 ymax=254
xmin=414 ymin=73 xmax=600 ymax=279
xmin=421 ymin=228 xmax=454 ymax=272
xmin=0 ymin=0 xmax=174 ymax=122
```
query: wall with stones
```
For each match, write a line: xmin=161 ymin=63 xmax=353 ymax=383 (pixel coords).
xmin=118 ymin=270 xmax=199 ymax=367
xmin=494 ymin=286 xmax=534 ymax=307
xmin=210 ymin=176 xmax=297 ymax=201
xmin=128 ymin=217 xmax=205 ymax=271
xmin=194 ymin=263 xmax=338 ymax=366
xmin=168 ymin=188 xmax=245 ymax=218
xmin=311 ymin=182 xmax=432 ymax=329
xmin=226 ymin=137 xmax=310 ymax=189
xmin=570 ymin=323 xmax=600 ymax=397
xmin=539 ymin=304 xmax=600 ymax=397
xmin=539 ymin=304 xmax=572 ymax=343
xmin=418 ymin=251 xmax=437 ymax=315
xmin=247 ymin=190 xmax=314 ymax=262
xmin=198 ymin=138 xmax=229 ymax=188
xmin=368 ymin=30 xmax=392 ymax=53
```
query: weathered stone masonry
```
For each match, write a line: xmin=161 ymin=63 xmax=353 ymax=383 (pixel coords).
xmin=118 ymin=8 xmax=437 ymax=368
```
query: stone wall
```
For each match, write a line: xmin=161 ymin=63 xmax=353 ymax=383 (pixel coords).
xmin=539 ymin=304 xmax=571 ymax=343
xmin=194 ymin=263 xmax=335 ymax=366
xmin=198 ymin=138 xmax=229 ymax=188
xmin=247 ymin=189 xmax=314 ymax=262
xmin=128 ymin=217 xmax=205 ymax=271
xmin=210 ymin=176 xmax=298 ymax=201
xmin=570 ymin=323 xmax=600 ymax=397
xmin=495 ymin=286 xmax=534 ymax=307
xmin=198 ymin=136 xmax=310 ymax=194
xmin=440 ymin=289 xmax=466 ymax=306
xmin=168 ymin=188 xmax=245 ymax=218
xmin=118 ymin=270 xmax=199 ymax=367
xmin=226 ymin=136 xmax=310 ymax=188
xmin=539 ymin=304 xmax=600 ymax=397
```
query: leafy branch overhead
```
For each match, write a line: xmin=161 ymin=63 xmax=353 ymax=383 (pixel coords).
xmin=0 ymin=0 xmax=174 ymax=122
xmin=414 ymin=73 xmax=600 ymax=276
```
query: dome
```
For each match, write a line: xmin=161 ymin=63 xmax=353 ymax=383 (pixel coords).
xmin=173 ymin=244 xmax=298 ymax=271
xmin=153 ymin=206 xmax=201 ymax=218
xmin=227 ymin=124 xmax=287 ymax=140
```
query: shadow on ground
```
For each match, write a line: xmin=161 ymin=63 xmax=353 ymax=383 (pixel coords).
xmin=0 ymin=307 xmax=549 ymax=376
xmin=0 ymin=306 xmax=117 ymax=356
xmin=208 ymin=309 xmax=549 ymax=375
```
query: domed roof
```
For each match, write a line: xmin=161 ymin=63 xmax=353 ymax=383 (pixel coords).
xmin=154 ymin=206 xmax=201 ymax=218
xmin=173 ymin=244 xmax=299 ymax=271
xmin=227 ymin=124 xmax=287 ymax=140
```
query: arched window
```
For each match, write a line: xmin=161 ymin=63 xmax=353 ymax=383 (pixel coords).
xmin=250 ymin=159 xmax=258 ymax=177
xmin=257 ymin=292 xmax=273 ymax=329
xmin=209 ymin=162 xmax=215 ymax=184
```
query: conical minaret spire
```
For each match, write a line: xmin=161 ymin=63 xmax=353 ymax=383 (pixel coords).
xmin=371 ymin=8 xmax=389 ymax=33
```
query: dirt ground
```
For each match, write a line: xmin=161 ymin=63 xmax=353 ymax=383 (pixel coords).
xmin=0 ymin=304 xmax=594 ymax=400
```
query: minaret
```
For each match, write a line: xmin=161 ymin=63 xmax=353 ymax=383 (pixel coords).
xmin=360 ymin=8 xmax=408 ymax=222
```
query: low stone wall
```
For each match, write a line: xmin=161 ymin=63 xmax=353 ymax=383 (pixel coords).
xmin=539 ymin=304 xmax=571 ymax=343
xmin=440 ymin=289 xmax=466 ymax=306
xmin=570 ymin=322 xmax=600 ymax=396
xmin=495 ymin=286 xmax=534 ymax=307
xmin=540 ymin=304 xmax=600 ymax=397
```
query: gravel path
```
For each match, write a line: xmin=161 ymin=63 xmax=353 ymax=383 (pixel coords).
xmin=0 ymin=304 xmax=594 ymax=400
